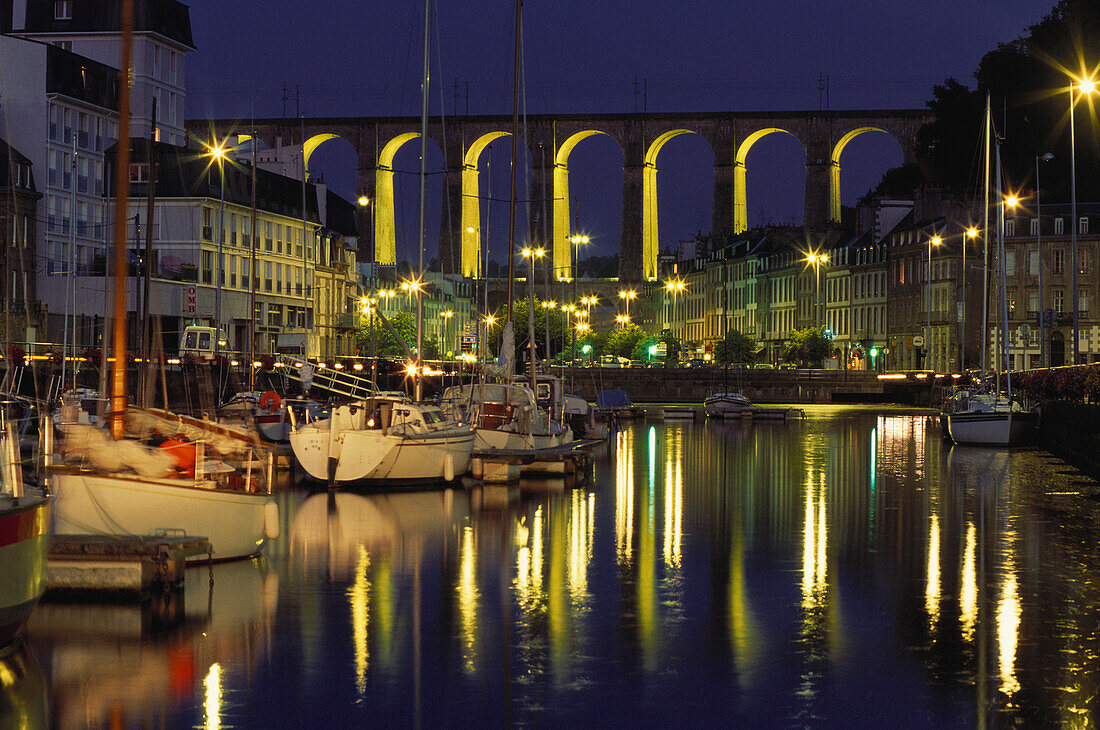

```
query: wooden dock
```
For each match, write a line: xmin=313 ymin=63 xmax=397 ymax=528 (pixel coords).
xmin=47 ymin=534 xmax=213 ymax=595
xmin=645 ymin=406 xmax=806 ymax=421
xmin=471 ymin=439 xmax=602 ymax=483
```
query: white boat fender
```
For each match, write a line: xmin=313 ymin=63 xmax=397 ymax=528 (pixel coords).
xmin=443 ymin=453 xmax=455 ymax=482
xmin=264 ymin=500 xmax=280 ymax=540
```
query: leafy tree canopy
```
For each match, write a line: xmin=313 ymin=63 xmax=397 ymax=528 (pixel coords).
xmin=780 ymin=327 xmax=832 ymax=367
xmin=714 ymin=330 xmax=758 ymax=365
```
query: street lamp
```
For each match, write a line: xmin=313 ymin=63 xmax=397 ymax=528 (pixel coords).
xmin=1036 ymin=152 xmax=1054 ymax=367
xmin=961 ymin=226 xmax=979 ymax=369
xmin=521 ymin=246 xmax=545 ymax=375
xmin=615 ymin=314 xmax=630 ymax=328
xmin=441 ymin=309 xmax=454 ymax=362
xmin=618 ymin=288 xmax=637 ymax=318
xmin=1069 ymin=75 xmax=1096 ymax=364
xmin=927 ymin=234 xmax=942 ymax=370
xmin=665 ymin=279 xmax=687 ymax=355
xmin=541 ymin=299 xmax=555 ymax=371
xmin=207 ymin=141 xmax=228 ymax=356
xmin=803 ymin=251 xmax=827 ymax=329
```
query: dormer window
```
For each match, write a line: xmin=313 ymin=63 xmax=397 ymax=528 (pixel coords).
xmin=54 ymin=0 xmax=72 ymax=20
xmin=1054 ymin=217 xmax=1064 ymax=235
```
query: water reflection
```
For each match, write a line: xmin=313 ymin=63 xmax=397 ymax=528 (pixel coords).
xmin=17 ymin=408 xmax=1100 ymax=725
xmin=26 ymin=559 xmax=276 ymax=729
xmin=0 ymin=642 xmax=47 ymax=730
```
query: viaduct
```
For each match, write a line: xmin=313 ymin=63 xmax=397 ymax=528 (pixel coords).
xmin=189 ymin=109 xmax=932 ymax=282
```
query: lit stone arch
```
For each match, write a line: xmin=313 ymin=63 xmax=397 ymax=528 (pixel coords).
xmin=643 ymin=129 xmax=699 ymax=281
xmin=373 ymin=132 xmax=420 ymax=266
xmin=461 ymin=131 xmax=510 ymax=277
xmin=734 ymin=128 xmax=803 ymax=234
xmin=553 ymin=130 xmax=614 ymax=280
xmin=304 ymin=133 xmax=341 ymax=173
xmin=829 ymin=127 xmax=891 ymax=223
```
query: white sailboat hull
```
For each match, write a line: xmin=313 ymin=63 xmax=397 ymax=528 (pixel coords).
xmin=290 ymin=428 xmax=475 ymax=484
xmin=947 ymin=411 xmax=1036 ymax=446
xmin=51 ymin=472 xmax=275 ymax=561
xmin=704 ymin=392 xmax=752 ymax=417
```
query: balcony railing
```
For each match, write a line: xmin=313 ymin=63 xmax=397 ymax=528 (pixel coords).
xmin=334 ymin=312 xmax=356 ymax=330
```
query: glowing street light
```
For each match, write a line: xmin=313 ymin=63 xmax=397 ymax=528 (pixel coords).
xmin=615 ymin=314 xmax=631 ymax=327
xmin=1068 ymin=74 xmax=1097 ymax=363
xmin=618 ymin=288 xmax=637 ymax=318
xmin=665 ymin=278 xmax=687 ymax=348
xmin=206 ymin=141 xmax=228 ymax=356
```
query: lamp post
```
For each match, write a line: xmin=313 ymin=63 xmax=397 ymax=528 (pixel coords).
xmin=570 ymin=234 xmax=589 ymax=327
xmin=1036 ymin=153 xmax=1054 ymax=367
xmin=441 ymin=309 xmax=454 ymax=364
xmin=208 ymin=142 xmax=227 ymax=356
xmin=521 ymin=246 xmax=545 ymax=376
xmin=804 ymin=251 xmax=827 ymax=329
xmin=1069 ymin=77 xmax=1096 ymax=364
xmin=483 ymin=313 xmax=498 ymax=366
xmin=927 ymin=235 xmax=942 ymax=370
xmin=961 ymin=226 xmax=978 ymax=369
xmin=665 ymin=279 xmax=686 ymax=360
xmin=618 ymin=288 xmax=637 ymax=319
xmin=541 ymin=299 xmax=555 ymax=371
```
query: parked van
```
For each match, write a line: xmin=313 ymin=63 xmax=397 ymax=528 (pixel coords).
xmin=180 ymin=325 xmax=228 ymax=360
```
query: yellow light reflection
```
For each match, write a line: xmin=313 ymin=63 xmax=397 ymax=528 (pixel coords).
xmin=801 ymin=473 xmax=827 ymax=606
xmin=663 ymin=431 xmax=683 ymax=570
xmin=203 ymin=663 xmax=222 ymax=730
xmin=926 ymin=513 xmax=941 ymax=632
xmin=997 ymin=533 xmax=1021 ymax=697
xmin=615 ymin=429 xmax=635 ymax=564
xmin=347 ymin=545 xmax=371 ymax=694
xmin=458 ymin=525 xmax=479 ymax=673
xmin=959 ymin=522 xmax=977 ymax=643
xmin=568 ymin=490 xmax=594 ymax=601
xmin=728 ymin=535 xmax=760 ymax=687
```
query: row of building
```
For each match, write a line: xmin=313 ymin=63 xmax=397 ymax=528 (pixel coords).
xmin=658 ymin=191 xmax=1100 ymax=371
xmin=0 ymin=0 xmax=479 ymax=362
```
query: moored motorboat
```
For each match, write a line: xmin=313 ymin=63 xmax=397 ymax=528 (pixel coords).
xmin=0 ymin=489 xmax=49 ymax=647
xmin=0 ymin=408 xmax=49 ymax=647
xmin=704 ymin=391 xmax=752 ymax=418
xmin=440 ymin=383 xmax=573 ymax=452
xmin=946 ymin=392 xmax=1035 ymax=446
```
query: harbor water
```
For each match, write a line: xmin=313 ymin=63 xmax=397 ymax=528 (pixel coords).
xmin=10 ymin=405 xmax=1100 ymax=726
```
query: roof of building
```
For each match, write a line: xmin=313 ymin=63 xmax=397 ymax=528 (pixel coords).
xmin=44 ymin=41 xmax=120 ymax=110
xmin=3 ymin=0 xmax=195 ymax=49
xmin=121 ymin=140 xmax=322 ymax=223
xmin=0 ymin=137 xmax=39 ymax=193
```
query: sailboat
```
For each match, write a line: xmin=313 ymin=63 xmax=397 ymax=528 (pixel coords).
xmin=49 ymin=17 xmax=278 ymax=561
xmin=287 ymin=0 xmax=475 ymax=485
xmin=947 ymin=96 xmax=1036 ymax=446
xmin=0 ymin=407 xmax=49 ymax=646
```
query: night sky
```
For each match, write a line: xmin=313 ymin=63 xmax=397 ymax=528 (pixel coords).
xmin=183 ymin=0 xmax=1054 ymax=262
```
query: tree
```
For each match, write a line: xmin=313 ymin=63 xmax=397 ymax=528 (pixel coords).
xmin=714 ymin=329 xmax=757 ymax=365
xmin=637 ymin=329 xmax=680 ymax=363
xmin=356 ymin=311 xmax=439 ymax=360
xmin=605 ymin=324 xmax=646 ymax=360
xmin=780 ymin=326 xmax=831 ymax=367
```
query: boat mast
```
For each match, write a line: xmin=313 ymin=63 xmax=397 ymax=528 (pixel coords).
xmin=996 ymin=143 xmax=1012 ymax=400
xmin=109 ymin=0 xmax=134 ymax=440
xmin=140 ymin=97 xmax=156 ymax=408
xmin=980 ymin=94 xmax=990 ymax=377
xmin=249 ymin=113 xmax=258 ymax=391
xmin=415 ymin=0 xmax=430 ymax=402
xmin=505 ymin=0 xmax=521 ymax=324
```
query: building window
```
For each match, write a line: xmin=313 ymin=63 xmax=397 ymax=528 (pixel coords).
xmin=54 ymin=0 xmax=72 ymax=20
xmin=1054 ymin=218 xmax=1064 ymax=235
xmin=1054 ymin=289 xmax=1065 ymax=313
xmin=1031 ymin=218 xmax=1040 ymax=235
xmin=1080 ymin=217 xmax=1089 ymax=235
xmin=1080 ymin=292 xmax=1090 ymax=315
xmin=201 ymin=250 xmax=213 ymax=284
xmin=1053 ymin=249 xmax=1064 ymax=275
xmin=201 ymin=207 xmax=213 ymax=241
xmin=1080 ymin=249 xmax=1091 ymax=274
xmin=1006 ymin=219 xmax=1015 ymax=237
xmin=1029 ymin=250 xmax=1039 ymax=276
